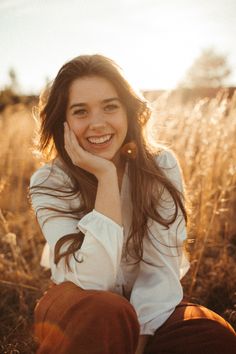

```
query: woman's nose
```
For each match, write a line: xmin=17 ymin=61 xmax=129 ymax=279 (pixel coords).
xmin=90 ymin=120 xmax=106 ymax=128
xmin=89 ymin=112 xmax=106 ymax=129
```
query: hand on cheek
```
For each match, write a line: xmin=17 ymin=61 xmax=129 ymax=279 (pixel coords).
xmin=64 ymin=122 xmax=115 ymax=179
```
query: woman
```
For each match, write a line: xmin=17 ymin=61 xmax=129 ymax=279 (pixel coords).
xmin=29 ymin=54 xmax=236 ymax=354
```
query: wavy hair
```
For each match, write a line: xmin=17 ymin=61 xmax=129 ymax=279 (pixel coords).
xmin=30 ymin=54 xmax=187 ymax=269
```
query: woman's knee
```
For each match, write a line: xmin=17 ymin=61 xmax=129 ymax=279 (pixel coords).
xmin=78 ymin=288 xmax=139 ymax=325
xmin=34 ymin=283 xmax=140 ymax=353
xmin=35 ymin=282 xmax=139 ymax=333
xmin=145 ymin=302 xmax=236 ymax=354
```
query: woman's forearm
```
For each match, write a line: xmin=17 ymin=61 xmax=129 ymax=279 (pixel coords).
xmin=95 ymin=167 xmax=122 ymax=226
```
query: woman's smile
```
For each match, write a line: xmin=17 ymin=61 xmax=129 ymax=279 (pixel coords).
xmin=86 ymin=133 xmax=114 ymax=145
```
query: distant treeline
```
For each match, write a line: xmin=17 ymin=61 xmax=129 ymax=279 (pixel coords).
xmin=143 ymin=86 xmax=236 ymax=103
xmin=0 ymin=89 xmax=38 ymax=112
xmin=1 ymin=86 xmax=236 ymax=112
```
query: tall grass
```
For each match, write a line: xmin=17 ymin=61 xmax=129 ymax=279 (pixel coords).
xmin=149 ymin=89 xmax=236 ymax=312
xmin=0 ymin=91 xmax=236 ymax=352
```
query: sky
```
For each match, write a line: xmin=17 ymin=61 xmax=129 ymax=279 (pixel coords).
xmin=0 ymin=0 xmax=236 ymax=93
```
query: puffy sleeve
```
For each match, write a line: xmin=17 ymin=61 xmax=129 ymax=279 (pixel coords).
xmin=29 ymin=162 xmax=124 ymax=291
xmin=129 ymin=150 xmax=190 ymax=335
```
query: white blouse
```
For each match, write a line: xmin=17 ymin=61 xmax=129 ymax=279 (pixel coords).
xmin=30 ymin=149 xmax=190 ymax=335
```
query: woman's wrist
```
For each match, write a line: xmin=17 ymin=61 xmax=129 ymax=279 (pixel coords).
xmin=94 ymin=163 xmax=117 ymax=181
xmin=95 ymin=166 xmax=122 ymax=226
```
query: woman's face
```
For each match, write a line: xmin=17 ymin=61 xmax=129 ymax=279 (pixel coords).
xmin=66 ymin=76 xmax=128 ymax=167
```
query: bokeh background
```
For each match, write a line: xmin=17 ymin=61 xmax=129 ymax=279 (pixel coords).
xmin=0 ymin=0 xmax=236 ymax=352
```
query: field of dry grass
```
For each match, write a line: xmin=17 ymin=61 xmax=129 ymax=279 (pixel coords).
xmin=0 ymin=90 xmax=236 ymax=352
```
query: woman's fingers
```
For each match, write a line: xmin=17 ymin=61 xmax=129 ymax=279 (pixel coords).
xmin=64 ymin=122 xmax=79 ymax=164
xmin=64 ymin=122 xmax=89 ymax=167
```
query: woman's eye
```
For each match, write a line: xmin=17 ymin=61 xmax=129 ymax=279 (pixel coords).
xmin=104 ymin=104 xmax=119 ymax=112
xmin=72 ymin=109 xmax=87 ymax=117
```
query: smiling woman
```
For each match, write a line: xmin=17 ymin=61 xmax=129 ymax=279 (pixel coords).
xmin=29 ymin=54 xmax=236 ymax=354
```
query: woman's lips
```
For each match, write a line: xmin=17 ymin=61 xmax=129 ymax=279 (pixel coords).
xmin=87 ymin=134 xmax=113 ymax=144
xmin=85 ymin=134 xmax=114 ymax=149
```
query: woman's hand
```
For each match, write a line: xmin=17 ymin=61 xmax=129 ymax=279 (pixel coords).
xmin=64 ymin=122 xmax=116 ymax=179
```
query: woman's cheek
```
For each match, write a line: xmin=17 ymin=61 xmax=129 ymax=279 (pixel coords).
xmin=74 ymin=126 xmax=85 ymax=147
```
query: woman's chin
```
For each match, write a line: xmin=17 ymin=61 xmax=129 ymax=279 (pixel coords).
xmin=88 ymin=150 xmax=114 ymax=161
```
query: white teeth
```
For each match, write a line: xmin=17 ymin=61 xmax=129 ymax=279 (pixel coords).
xmin=87 ymin=134 xmax=112 ymax=144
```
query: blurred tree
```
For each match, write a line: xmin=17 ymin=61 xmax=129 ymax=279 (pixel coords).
xmin=0 ymin=68 xmax=21 ymax=110
xmin=8 ymin=68 xmax=20 ymax=94
xmin=179 ymin=48 xmax=232 ymax=88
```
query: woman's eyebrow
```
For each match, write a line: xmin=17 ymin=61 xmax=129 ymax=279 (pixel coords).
xmin=69 ymin=102 xmax=86 ymax=110
xmin=102 ymin=97 xmax=121 ymax=104
xmin=69 ymin=97 xmax=121 ymax=110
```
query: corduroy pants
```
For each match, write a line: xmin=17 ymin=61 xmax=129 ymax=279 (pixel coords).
xmin=34 ymin=282 xmax=236 ymax=354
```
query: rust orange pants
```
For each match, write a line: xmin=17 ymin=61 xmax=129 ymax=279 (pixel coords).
xmin=34 ymin=282 xmax=236 ymax=354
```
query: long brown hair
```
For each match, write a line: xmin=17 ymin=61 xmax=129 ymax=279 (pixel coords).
xmin=30 ymin=54 xmax=187 ymax=269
